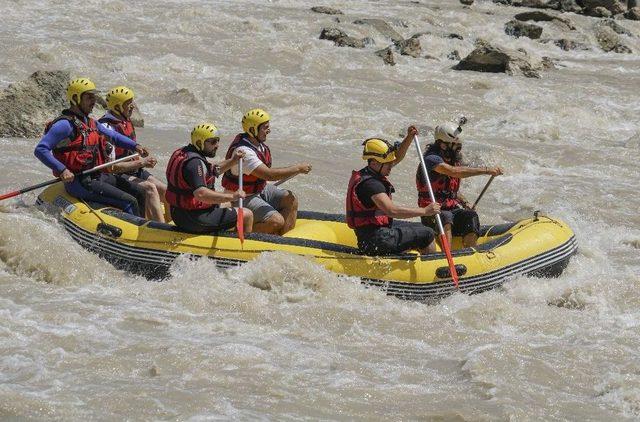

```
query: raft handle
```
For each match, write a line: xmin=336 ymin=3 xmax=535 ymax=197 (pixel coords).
xmin=97 ymin=223 xmax=122 ymax=238
xmin=436 ymin=264 xmax=467 ymax=279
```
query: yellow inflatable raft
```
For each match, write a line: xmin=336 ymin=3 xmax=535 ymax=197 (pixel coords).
xmin=37 ymin=184 xmax=577 ymax=300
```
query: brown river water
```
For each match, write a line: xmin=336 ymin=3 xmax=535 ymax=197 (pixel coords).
xmin=1 ymin=0 xmax=639 ymax=420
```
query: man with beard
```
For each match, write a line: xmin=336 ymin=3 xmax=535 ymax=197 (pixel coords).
xmin=416 ymin=123 xmax=503 ymax=248
xmin=99 ymin=86 xmax=169 ymax=223
xmin=165 ymin=123 xmax=253 ymax=234
xmin=346 ymin=126 xmax=440 ymax=256
xmin=34 ymin=78 xmax=147 ymax=216
xmin=221 ymin=109 xmax=312 ymax=235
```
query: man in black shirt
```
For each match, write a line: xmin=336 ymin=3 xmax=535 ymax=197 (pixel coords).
xmin=165 ymin=123 xmax=253 ymax=234
xmin=346 ymin=126 xmax=440 ymax=256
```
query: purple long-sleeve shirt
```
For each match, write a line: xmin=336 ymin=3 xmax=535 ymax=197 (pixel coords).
xmin=34 ymin=118 xmax=137 ymax=174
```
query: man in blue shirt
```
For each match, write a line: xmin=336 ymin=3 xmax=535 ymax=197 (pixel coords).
xmin=34 ymin=78 xmax=148 ymax=215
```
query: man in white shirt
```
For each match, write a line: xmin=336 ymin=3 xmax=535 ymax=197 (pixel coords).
xmin=221 ymin=108 xmax=312 ymax=234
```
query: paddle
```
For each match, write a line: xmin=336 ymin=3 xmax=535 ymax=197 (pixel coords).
xmin=471 ymin=175 xmax=495 ymax=210
xmin=414 ymin=135 xmax=460 ymax=289
xmin=0 ymin=153 xmax=140 ymax=202
xmin=274 ymin=173 xmax=297 ymax=187
xmin=236 ymin=157 xmax=245 ymax=245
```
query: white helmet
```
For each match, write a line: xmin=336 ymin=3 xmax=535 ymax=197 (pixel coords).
xmin=434 ymin=123 xmax=461 ymax=143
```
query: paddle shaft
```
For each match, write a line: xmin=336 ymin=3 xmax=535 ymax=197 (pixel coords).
xmin=0 ymin=153 xmax=140 ymax=202
xmin=274 ymin=173 xmax=296 ymax=187
xmin=236 ymin=157 xmax=245 ymax=244
xmin=471 ymin=175 xmax=495 ymax=210
xmin=414 ymin=135 xmax=460 ymax=288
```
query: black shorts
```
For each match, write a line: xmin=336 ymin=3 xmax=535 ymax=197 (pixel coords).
xmin=356 ymin=223 xmax=436 ymax=256
xmin=421 ymin=208 xmax=480 ymax=237
xmin=170 ymin=206 xmax=237 ymax=234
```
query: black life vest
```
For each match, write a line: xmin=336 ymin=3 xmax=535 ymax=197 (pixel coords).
xmin=44 ymin=109 xmax=105 ymax=175
xmin=165 ymin=146 xmax=215 ymax=211
xmin=221 ymin=133 xmax=272 ymax=194
xmin=416 ymin=145 xmax=461 ymax=210
xmin=345 ymin=167 xmax=394 ymax=229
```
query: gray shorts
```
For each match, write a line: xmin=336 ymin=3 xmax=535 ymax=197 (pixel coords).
xmin=234 ymin=183 xmax=289 ymax=223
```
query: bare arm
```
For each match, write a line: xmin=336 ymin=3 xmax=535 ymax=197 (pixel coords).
xmin=433 ymin=163 xmax=503 ymax=179
xmin=217 ymin=156 xmax=240 ymax=174
xmin=392 ymin=125 xmax=418 ymax=165
xmin=109 ymin=157 xmax=152 ymax=173
xmin=371 ymin=193 xmax=440 ymax=220
xmin=193 ymin=187 xmax=243 ymax=205
xmin=251 ymin=162 xmax=311 ymax=182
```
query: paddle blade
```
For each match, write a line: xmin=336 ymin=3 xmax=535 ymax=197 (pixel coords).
xmin=0 ymin=190 xmax=20 ymax=201
xmin=236 ymin=208 xmax=244 ymax=245
xmin=439 ymin=233 xmax=459 ymax=289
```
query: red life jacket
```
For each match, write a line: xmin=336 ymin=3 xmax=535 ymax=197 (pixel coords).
xmin=98 ymin=114 xmax=137 ymax=159
xmin=165 ymin=146 xmax=216 ymax=211
xmin=416 ymin=150 xmax=461 ymax=210
xmin=345 ymin=167 xmax=393 ymax=229
xmin=44 ymin=109 xmax=105 ymax=175
xmin=221 ymin=134 xmax=272 ymax=194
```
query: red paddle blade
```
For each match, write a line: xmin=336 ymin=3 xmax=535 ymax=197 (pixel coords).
xmin=236 ymin=208 xmax=245 ymax=244
xmin=0 ymin=191 xmax=20 ymax=201
xmin=439 ymin=233 xmax=459 ymax=289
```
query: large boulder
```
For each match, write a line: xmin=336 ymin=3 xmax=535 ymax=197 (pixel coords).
xmin=599 ymin=19 xmax=634 ymax=36
xmin=453 ymin=41 xmax=546 ymax=78
xmin=505 ymin=20 xmax=544 ymax=38
xmin=514 ymin=11 xmax=575 ymax=30
xmin=319 ymin=27 xmax=366 ymax=48
xmin=582 ymin=0 xmax=626 ymax=15
xmin=353 ymin=18 xmax=404 ymax=43
xmin=0 ymin=70 xmax=69 ymax=138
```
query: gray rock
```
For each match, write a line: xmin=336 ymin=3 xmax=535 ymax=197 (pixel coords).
xmin=514 ymin=11 xmax=576 ymax=30
xmin=625 ymin=7 xmax=640 ymax=20
xmin=595 ymin=24 xmax=620 ymax=50
xmin=599 ymin=18 xmax=633 ymax=35
xmin=310 ymin=6 xmax=343 ymax=15
xmin=590 ymin=6 xmax=613 ymax=16
xmin=558 ymin=0 xmax=583 ymax=12
xmin=395 ymin=36 xmax=422 ymax=57
xmin=505 ymin=20 xmax=544 ymax=38
xmin=167 ymin=88 xmax=199 ymax=105
xmin=319 ymin=27 xmax=366 ymax=48
xmin=0 ymin=70 xmax=69 ymax=138
xmin=613 ymin=43 xmax=633 ymax=52
xmin=453 ymin=42 xmax=546 ymax=78
xmin=460 ymin=0 xmax=475 ymax=4
xmin=447 ymin=50 xmax=461 ymax=60
xmin=583 ymin=0 xmax=626 ymax=14
xmin=552 ymin=38 xmax=589 ymax=50
xmin=519 ymin=0 xmax=561 ymax=9
xmin=376 ymin=47 xmax=396 ymax=65
xmin=353 ymin=18 xmax=404 ymax=43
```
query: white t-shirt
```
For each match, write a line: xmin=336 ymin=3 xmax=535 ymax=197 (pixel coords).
xmin=228 ymin=145 xmax=268 ymax=176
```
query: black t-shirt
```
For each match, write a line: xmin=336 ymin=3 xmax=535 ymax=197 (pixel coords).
xmin=355 ymin=177 xmax=387 ymax=209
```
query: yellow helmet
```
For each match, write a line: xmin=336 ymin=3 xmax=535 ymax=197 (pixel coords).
xmin=242 ymin=108 xmax=270 ymax=136
xmin=105 ymin=86 xmax=135 ymax=112
xmin=362 ymin=138 xmax=396 ymax=163
xmin=66 ymin=78 xmax=97 ymax=105
xmin=190 ymin=123 xmax=220 ymax=151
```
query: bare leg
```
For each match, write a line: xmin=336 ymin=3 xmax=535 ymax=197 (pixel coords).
xmin=253 ymin=212 xmax=285 ymax=234
xmin=137 ymin=180 xmax=164 ymax=223
xmin=435 ymin=223 xmax=453 ymax=250
xmin=278 ymin=191 xmax=298 ymax=234
xmin=463 ymin=232 xmax=478 ymax=247
xmin=147 ymin=175 xmax=170 ymax=223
